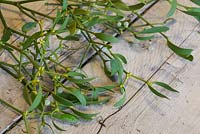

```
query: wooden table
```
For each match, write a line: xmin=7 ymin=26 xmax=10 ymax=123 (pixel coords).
xmin=1 ymin=0 xmax=200 ymax=133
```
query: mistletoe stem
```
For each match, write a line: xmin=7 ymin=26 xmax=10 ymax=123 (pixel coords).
xmin=0 ymin=98 xmax=23 ymax=114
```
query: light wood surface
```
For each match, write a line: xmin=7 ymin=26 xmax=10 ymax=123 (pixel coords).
xmin=0 ymin=0 xmax=58 ymax=132
xmin=1 ymin=0 xmax=200 ymax=134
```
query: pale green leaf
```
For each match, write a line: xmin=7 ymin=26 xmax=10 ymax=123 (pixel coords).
xmin=28 ymin=86 xmax=43 ymax=112
xmin=94 ymin=33 xmax=120 ymax=43
xmin=167 ymin=0 xmax=177 ymax=17
xmin=22 ymin=22 xmax=37 ymax=33
xmin=167 ymin=40 xmax=193 ymax=61
xmin=139 ymin=26 xmax=169 ymax=34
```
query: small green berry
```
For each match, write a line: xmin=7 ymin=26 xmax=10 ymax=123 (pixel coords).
xmin=117 ymin=22 xmax=122 ymax=27
xmin=123 ymin=22 xmax=129 ymax=28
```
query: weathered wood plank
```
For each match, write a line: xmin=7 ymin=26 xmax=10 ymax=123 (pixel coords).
xmin=46 ymin=1 xmax=199 ymax=134
xmin=97 ymin=24 xmax=200 ymax=134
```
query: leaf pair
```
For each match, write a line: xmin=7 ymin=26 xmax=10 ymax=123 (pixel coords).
xmin=148 ymin=81 xmax=179 ymax=99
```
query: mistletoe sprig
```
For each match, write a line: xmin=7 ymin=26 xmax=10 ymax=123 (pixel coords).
xmin=0 ymin=0 xmax=199 ymax=133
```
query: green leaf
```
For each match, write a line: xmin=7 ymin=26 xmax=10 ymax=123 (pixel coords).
xmin=87 ymin=17 xmax=101 ymax=27
xmin=112 ymin=0 xmax=129 ymax=11
xmin=56 ymin=35 xmax=79 ymax=41
xmin=52 ymin=112 xmax=79 ymax=123
xmin=191 ymin=0 xmax=200 ymax=6
xmin=23 ymin=85 xmax=31 ymax=105
xmin=73 ymin=9 xmax=89 ymax=15
xmin=95 ymin=85 xmax=116 ymax=93
xmin=148 ymin=85 xmax=169 ymax=99
xmin=70 ymin=78 xmax=94 ymax=84
xmin=114 ymin=53 xmax=127 ymax=64
xmin=107 ymin=7 xmax=125 ymax=16
xmin=2 ymin=29 xmax=11 ymax=42
xmin=110 ymin=58 xmax=124 ymax=83
xmin=94 ymin=33 xmax=120 ymax=43
xmin=71 ymin=108 xmax=97 ymax=120
xmin=93 ymin=85 xmax=116 ymax=98
xmin=153 ymin=82 xmax=179 ymax=93
xmin=182 ymin=10 xmax=200 ymax=17
xmin=68 ymin=21 xmax=76 ymax=35
xmin=53 ymin=9 xmax=62 ymax=28
xmin=110 ymin=59 xmax=120 ymax=76
xmin=59 ymin=16 xmax=69 ymax=31
xmin=129 ymin=3 xmax=145 ymax=11
xmin=1 ymin=29 xmax=12 ymax=42
xmin=28 ymin=86 xmax=43 ymax=112
xmin=52 ymin=94 xmax=74 ymax=107
xmin=52 ymin=120 xmax=66 ymax=131
xmin=22 ymin=31 xmax=42 ymax=49
xmin=139 ymin=26 xmax=169 ymax=34
xmin=62 ymin=0 xmax=68 ymax=11
xmin=1 ymin=28 xmax=11 ymax=42
xmin=66 ymin=88 xmax=87 ymax=106
xmin=22 ymin=22 xmax=37 ymax=33
xmin=167 ymin=40 xmax=193 ymax=61
xmin=67 ymin=71 xmax=86 ymax=78
xmin=86 ymin=96 xmax=111 ymax=105
xmin=182 ymin=8 xmax=200 ymax=21
xmin=114 ymin=92 xmax=126 ymax=108
xmin=135 ymin=34 xmax=154 ymax=41
xmin=167 ymin=0 xmax=177 ymax=17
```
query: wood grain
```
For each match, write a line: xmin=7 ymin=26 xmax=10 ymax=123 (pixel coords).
xmin=4 ymin=0 xmax=200 ymax=134
xmin=0 ymin=1 xmax=58 ymax=133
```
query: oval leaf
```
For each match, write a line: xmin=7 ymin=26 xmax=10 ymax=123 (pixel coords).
xmin=139 ymin=26 xmax=169 ymax=34
xmin=1 ymin=29 xmax=11 ymax=42
xmin=135 ymin=34 xmax=154 ymax=41
xmin=191 ymin=0 xmax=200 ymax=6
xmin=129 ymin=3 xmax=145 ymax=11
xmin=167 ymin=40 xmax=193 ymax=61
xmin=53 ymin=112 xmax=79 ymax=123
xmin=113 ymin=53 xmax=127 ymax=64
xmin=94 ymin=33 xmax=120 ymax=43
xmin=71 ymin=108 xmax=97 ymax=120
xmin=148 ymin=85 xmax=169 ymax=99
xmin=167 ymin=0 xmax=177 ymax=17
xmin=112 ymin=0 xmax=129 ymax=11
xmin=52 ymin=94 xmax=74 ymax=107
xmin=114 ymin=92 xmax=126 ymax=108
xmin=66 ymin=88 xmax=87 ymax=106
xmin=28 ymin=86 xmax=43 ymax=112
xmin=22 ymin=22 xmax=37 ymax=33
xmin=52 ymin=120 xmax=66 ymax=131
xmin=153 ymin=81 xmax=179 ymax=93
